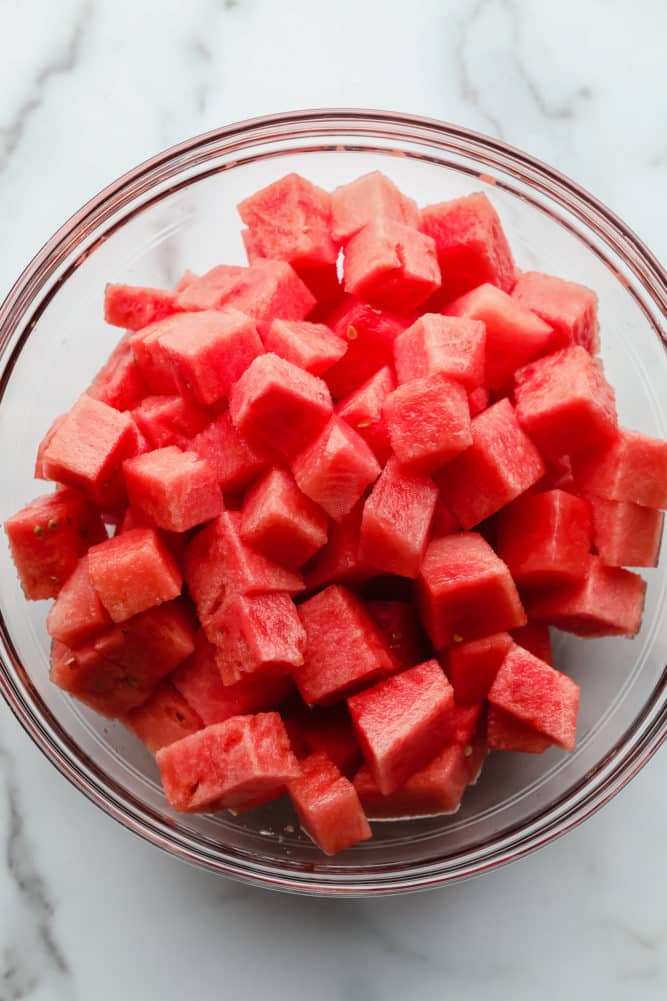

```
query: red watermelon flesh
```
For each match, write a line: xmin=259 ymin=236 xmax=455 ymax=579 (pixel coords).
xmin=240 ymin=467 xmax=328 ymax=569
xmin=571 ymin=428 xmax=667 ymax=510
xmin=524 ymin=555 xmax=646 ymax=637
xmin=444 ymin=283 xmax=553 ymax=390
xmin=587 ymin=494 xmax=664 ymax=568
xmin=336 ymin=365 xmax=395 ymax=464
xmin=510 ymin=622 xmax=553 ymax=665
xmin=450 ymin=702 xmax=484 ymax=746
xmin=359 ymin=456 xmax=438 ymax=578
xmin=283 ymin=699 xmax=362 ymax=778
xmin=87 ymin=526 xmax=182 ymax=623
xmin=4 ymin=489 xmax=106 ymax=600
xmin=174 ymin=264 xmax=247 ymax=311
xmin=353 ymin=742 xmax=472 ymax=819
xmin=467 ymin=385 xmax=490 ymax=417
xmin=486 ymin=705 xmax=552 ymax=753
xmin=129 ymin=324 xmax=181 ymax=395
xmin=173 ymin=269 xmax=198 ymax=293
xmin=287 ymin=751 xmax=371 ymax=855
xmin=366 ymin=600 xmax=429 ymax=671
xmin=216 ymin=259 xmax=317 ymax=336
xmin=189 ymin=410 xmax=269 ymax=494
xmin=155 ymin=712 xmax=301 ymax=813
xmin=295 ymin=585 xmax=395 ymax=705
xmin=383 ymin=374 xmax=473 ymax=474
xmin=50 ymin=638 xmax=145 ymax=718
xmin=124 ymin=681 xmax=203 ymax=753
xmin=123 ymin=446 xmax=223 ymax=533
xmin=514 ymin=346 xmax=618 ymax=458
xmin=46 ymin=556 xmax=112 ymax=646
xmin=418 ymin=532 xmax=526 ymax=649
xmin=488 ymin=645 xmax=579 ymax=751
xmin=104 ymin=283 xmax=179 ymax=331
xmin=444 ymin=631 xmax=513 ymax=705
xmin=303 ymin=502 xmax=370 ymax=591
xmin=323 ymin=296 xmax=409 ymax=398
xmin=496 ymin=490 xmax=592 ymax=587
xmin=394 ymin=313 xmax=486 ymax=390
xmin=263 ymin=319 xmax=347 ymax=376
xmin=348 ymin=660 xmax=454 ymax=795
xmin=511 ymin=271 xmax=599 ymax=354
xmin=131 ymin=395 xmax=211 ymax=450
xmin=88 ymin=334 xmax=149 ymax=412
xmin=437 ymin=398 xmax=545 ymax=529
xmin=430 ymin=498 xmax=460 ymax=538
xmin=331 ymin=171 xmax=419 ymax=243
xmin=420 ymin=192 xmax=516 ymax=300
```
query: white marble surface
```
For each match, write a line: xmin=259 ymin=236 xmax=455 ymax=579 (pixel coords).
xmin=1 ymin=1 xmax=666 ymax=998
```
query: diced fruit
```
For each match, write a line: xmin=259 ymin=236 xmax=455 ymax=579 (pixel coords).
xmin=467 ymin=385 xmax=489 ymax=417
xmin=437 ymin=399 xmax=545 ymax=529
xmin=87 ymin=526 xmax=182 ymax=622
xmin=418 ymin=532 xmax=526 ymax=649
xmin=4 ymin=489 xmax=105 ymax=600
xmin=287 ymin=752 xmax=371 ymax=855
xmin=46 ymin=556 xmax=111 ymax=646
xmin=156 ymin=713 xmax=301 ymax=813
xmin=283 ymin=700 xmax=362 ymax=777
xmin=587 ymin=495 xmax=664 ymax=567
xmin=292 ymin=417 xmax=381 ymax=521
xmin=331 ymin=171 xmax=418 ymax=243
xmin=88 ymin=334 xmax=149 ymax=412
xmin=131 ymin=395 xmax=211 ymax=450
xmin=486 ymin=706 xmax=552 ymax=753
xmin=263 ymin=319 xmax=347 ymax=376
xmin=124 ymin=682 xmax=203 ymax=753
xmin=229 ymin=353 xmax=333 ymax=459
xmin=174 ymin=264 xmax=247 ymax=311
xmin=488 ymin=645 xmax=580 ymax=751
xmin=445 ymin=283 xmax=553 ymax=389
xmin=359 ymin=457 xmax=438 ymax=578
xmin=524 ymin=555 xmax=646 ymax=637
xmin=571 ymin=428 xmax=667 ymax=510
xmin=123 ymin=446 xmax=223 ymax=532
xmin=322 ymin=296 xmax=409 ymax=398
xmin=343 ymin=219 xmax=441 ymax=313
xmin=514 ymin=346 xmax=618 ymax=457
xmin=189 ymin=410 xmax=268 ymax=494
xmin=104 ymin=283 xmax=178 ymax=331
xmin=496 ymin=490 xmax=592 ymax=587
xmin=430 ymin=498 xmax=460 ymax=537
xmin=450 ymin=703 xmax=484 ymax=746
xmin=394 ymin=314 xmax=486 ymax=390
xmin=366 ymin=601 xmax=428 ymax=671
xmin=511 ymin=271 xmax=599 ymax=354
xmin=510 ymin=622 xmax=553 ymax=665
xmin=240 ymin=468 xmax=328 ymax=569
xmin=383 ymin=375 xmax=472 ymax=473
xmin=295 ymin=585 xmax=395 ymax=705
xmin=216 ymin=259 xmax=316 ymax=335
xmin=38 ymin=394 xmax=140 ymax=505
xmin=336 ymin=366 xmax=395 ymax=463
xmin=303 ymin=502 xmax=369 ymax=590
xmin=129 ymin=324 xmax=180 ymax=394
xmin=348 ymin=660 xmax=454 ymax=794
xmin=420 ymin=192 xmax=516 ymax=299
xmin=444 ymin=631 xmax=513 ymax=705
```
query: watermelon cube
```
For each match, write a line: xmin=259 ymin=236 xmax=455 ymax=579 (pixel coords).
xmin=486 ymin=706 xmax=552 ymax=753
xmin=336 ymin=366 xmax=395 ymax=463
xmin=343 ymin=219 xmax=441 ymax=313
xmin=263 ymin=319 xmax=347 ymax=376
xmin=444 ymin=283 xmax=553 ymax=390
xmin=295 ymin=585 xmax=395 ymax=705
xmin=511 ymin=271 xmax=599 ymax=354
xmin=87 ymin=334 xmax=149 ymax=412
xmin=444 ymin=631 xmax=513 ymax=705
xmin=104 ymin=283 xmax=178 ymax=331
xmin=46 ymin=556 xmax=111 ymax=646
xmin=129 ymin=323 xmax=180 ymax=395
xmin=348 ymin=660 xmax=454 ymax=794
xmin=430 ymin=497 xmax=460 ymax=537
xmin=366 ymin=600 xmax=429 ymax=671
xmin=217 ymin=259 xmax=316 ymax=335
xmin=287 ymin=752 xmax=372 ymax=855
xmin=450 ymin=702 xmax=484 ymax=747
xmin=514 ymin=346 xmax=618 ymax=457
xmin=240 ymin=468 xmax=328 ymax=569
xmin=50 ymin=639 xmax=136 ymax=717
xmin=587 ymin=495 xmax=664 ymax=567
xmin=172 ymin=633 xmax=292 ymax=725
xmin=510 ymin=622 xmax=553 ymax=665
xmin=488 ymin=645 xmax=580 ymax=751
xmin=4 ymin=489 xmax=105 ymax=600
xmin=359 ymin=457 xmax=438 ymax=578
xmin=418 ymin=532 xmax=526 ymax=649
xmin=524 ymin=555 xmax=646 ymax=637
xmin=496 ymin=490 xmax=592 ymax=587
xmin=174 ymin=269 xmax=198 ymax=292
xmin=303 ymin=502 xmax=370 ymax=591
xmin=291 ymin=417 xmax=381 ymax=521
xmin=420 ymin=192 xmax=516 ymax=299
xmin=124 ymin=681 xmax=203 ymax=753
xmin=571 ymin=428 xmax=667 ymax=510
xmin=331 ymin=170 xmax=419 ymax=243
xmin=283 ymin=700 xmax=362 ymax=777
xmin=394 ymin=314 xmax=486 ymax=390
xmin=189 ymin=410 xmax=268 ymax=494
xmin=322 ymin=296 xmax=409 ymax=398
xmin=87 ymin=527 xmax=182 ymax=622
xmin=383 ymin=374 xmax=472 ymax=473
xmin=123 ymin=446 xmax=223 ymax=532
xmin=38 ymin=394 xmax=140 ymax=506
xmin=229 ymin=353 xmax=333 ymax=459
xmin=155 ymin=713 xmax=301 ymax=813
xmin=467 ymin=385 xmax=489 ymax=417
xmin=174 ymin=264 xmax=247 ymax=311
xmin=131 ymin=395 xmax=211 ymax=450
xmin=437 ymin=398 xmax=545 ymax=528
xmin=148 ymin=309 xmax=263 ymax=405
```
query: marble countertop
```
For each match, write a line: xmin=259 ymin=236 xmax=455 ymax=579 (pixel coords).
xmin=1 ymin=1 xmax=665 ymax=998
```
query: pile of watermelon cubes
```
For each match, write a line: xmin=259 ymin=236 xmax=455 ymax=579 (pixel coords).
xmin=5 ymin=171 xmax=667 ymax=857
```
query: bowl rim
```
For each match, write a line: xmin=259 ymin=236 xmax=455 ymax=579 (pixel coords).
xmin=0 ymin=108 xmax=665 ymax=896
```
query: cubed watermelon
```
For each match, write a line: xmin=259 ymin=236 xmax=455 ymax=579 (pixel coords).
xmin=263 ymin=319 xmax=347 ymax=376
xmin=365 ymin=600 xmax=428 ymax=671
xmin=571 ymin=428 xmax=667 ymax=510
xmin=216 ymin=259 xmax=317 ymax=335
xmin=87 ymin=334 xmax=149 ymax=412
xmin=174 ymin=264 xmax=247 ymax=311
xmin=336 ymin=366 xmax=395 ymax=463
xmin=418 ymin=532 xmax=526 ymax=649
xmin=444 ymin=631 xmax=513 ymax=705
xmin=344 ymin=218 xmax=440 ymax=313
xmin=295 ymin=585 xmax=395 ymax=705
xmin=283 ymin=699 xmax=362 ymax=777
xmin=123 ymin=446 xmax=223 ymax=532
xmin=131 ymin=395 xmax=211 ymax=450
xmin=394 ymin=314 xmax=486 ymax=390
xmin=156 ymin=713 xmax=301 ymax=813
xmin=450 ymin=702 xmax=484 ymax=747
xmin=430 ymin=498 xmax=460 ymax=538
xmin=124 ymin=681 xmax=203 ymax=753
xmin=486 ymin=705 xmax=552 ymax=753
xmin=240 ymin=468 xmax=328 ymax=569
xmin=303 ymin=502 xmax=370 ymax=591
xmin=87 ymin=526 xmax=182 ymax=622
xmin=437 ymin=398 xmax=545 ymax=529
xmin=331 ymin=171 xmax=418 ymax=243
xmin=587 ymin=495 xmax=664 ymax=567
xmin=322 ymin=296 xmax=409 ymax=398
xmin=287 ymin=752 xmax=372 ymax=855
xmin=467 ymin=385 xmax=489 ymax=417
xmin=383 ymin=374 xmax=472 ymax=473
xmin=511 ymin=271 xmax=599 ymax=354
xmin=189 ymin=410 xmax=269 ymax=494
xmin=129 ymin=323 xmax=180 ymax=395
xmin=510 ymin=622 xmax=553 ymax=665
xmin=104 ymin=283 xmax=179 ymax=331
xmin=348 ymin=660 xmax=454 ymax=794
xmin=46 ymin=555 xmax=111 ymax=646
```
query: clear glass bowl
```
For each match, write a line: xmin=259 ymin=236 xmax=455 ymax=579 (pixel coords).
xmin=0 ymin=110 xmax=665 ymax=896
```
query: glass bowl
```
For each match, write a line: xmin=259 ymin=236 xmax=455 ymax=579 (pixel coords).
xmin=0 ymin=110 xmax=665 ymax=896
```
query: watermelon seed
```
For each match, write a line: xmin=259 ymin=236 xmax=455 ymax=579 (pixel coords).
xmin=346 ymin=325 xmax=358 ymax=341
xmin=463 ymin=745 xmax=473 ymax=757
xmin=65 ymin=656 xmax=76 ymax=667
xmin=356 ymin=421 xmax=371 ymax=429
xmin=49 ymin=575 xmax=58 ymax=583
xmin=453 ymin=633 xmax=463 ymax=643
xmin=47 ymin=518 xmax=59 ymax=531
xmin=121 ymin=627 xmax=128 ymax=635
xmin=33 ymin=525 xmax=44 ymax=537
